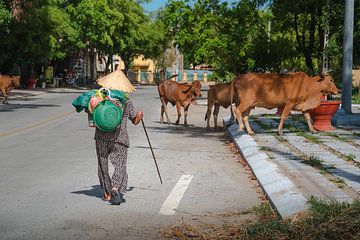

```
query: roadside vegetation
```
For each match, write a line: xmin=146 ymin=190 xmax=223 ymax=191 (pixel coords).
xmin=163 ymin=198 xmax=360 ymax=239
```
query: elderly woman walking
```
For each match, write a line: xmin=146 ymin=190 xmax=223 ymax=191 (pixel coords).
xmin=95 ymin=99 xmax=143 ymax=205
xmin=94 ymin=67 xmax=142 ymax=205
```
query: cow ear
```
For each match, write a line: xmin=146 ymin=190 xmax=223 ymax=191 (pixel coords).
xmin=317 ymin=74 xmax=325 ymax=82
xmin=182 ymin=84 xmax=192 ymax=93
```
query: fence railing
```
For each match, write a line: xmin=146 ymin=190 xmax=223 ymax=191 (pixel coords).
xmin=127 ymin=70 xmax=213 ymax=84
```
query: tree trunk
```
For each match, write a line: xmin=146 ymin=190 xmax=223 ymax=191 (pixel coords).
xmin=90 ymin=47 xmax=95 ymax=83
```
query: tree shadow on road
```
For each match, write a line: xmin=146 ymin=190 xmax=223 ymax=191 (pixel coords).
xmin=147 ymin=121 xmax=230 ymax=141
xmin=0 ymin=103 xmax=61 ymax=112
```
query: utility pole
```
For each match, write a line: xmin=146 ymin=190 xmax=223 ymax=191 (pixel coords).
xmin=322 ymin=0 xmax=330 ymax=73
xmin=341 ymin=0 xmax=354 ymax=113
xmin=175 ymin=45 xmax=179 ymax=82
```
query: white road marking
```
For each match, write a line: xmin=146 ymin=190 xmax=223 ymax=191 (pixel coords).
xmin=159 ymin=175 xmax=194 ymax=215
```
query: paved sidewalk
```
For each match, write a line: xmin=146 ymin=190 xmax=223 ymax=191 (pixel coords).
xmin=226 ymin=106 xmax=360 ymax=218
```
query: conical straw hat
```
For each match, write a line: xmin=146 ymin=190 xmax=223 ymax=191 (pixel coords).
xmin=96 ymin=66 xmax=135 ymax=93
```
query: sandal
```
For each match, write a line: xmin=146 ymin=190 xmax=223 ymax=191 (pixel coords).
xmin=110 ymin=190 xmax=125 ymax=205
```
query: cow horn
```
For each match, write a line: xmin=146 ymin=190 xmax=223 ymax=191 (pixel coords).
xmin=322 ymin=69 xmax=333 ymax=75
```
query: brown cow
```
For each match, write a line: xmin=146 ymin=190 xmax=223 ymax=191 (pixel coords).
xmin=0 ymin=75 xmax=21 ymax=104
xmin=205 ymin=81 xmax=237 ymax=129
xmin=158 ymin=80 xmax=202 ymax=126
xmin=233 ymin=72 xmax=339 ymax=135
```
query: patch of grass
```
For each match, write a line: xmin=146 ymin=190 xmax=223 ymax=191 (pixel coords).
xmin=324 ymin=164 xmax=336 ymax=169
xmin=277 ymin=136 xmax=288 ymax=143
xmin=344 ymin=154 xmax=356 ymax=162
xmin=288 ymin=126 xmax=300 ymax=132
xmin=260 ymin=146 xmax=271 ymax=151
xmin=254 ymin=120 xmax=273 ymax=131
xmin=296 ymin=131 xmax=321 ymax=143
xmin=330 ymin=178 xmax=345 ymax=185
xmin=302 ymin=154 xmax=323 ymax=168
xmin=244 ymin=197 xmax=360 ymax=240
xmin=320 ymin=169 xmax=330 ymax=175
xmin=163 ymin=198 xmax=360 ymax=239
xmin=320 ymin=164 xmax=336 ymax=174
xmin=252 ymin=203 xmax=276 ymax=220
xmin=323 ymin=132 xmax=349 ymax=142
xmin=356 ymin=162 xmax=360 ymax=168
xmin=352 ymin=93 xmax=360 ymax=104
xmin=324 ymin=132 xmax=340 ymax=138
xmin=353 ymin=132 xmax=360 ymax=137
xmin=282 ymin=123 xmax=300 ymax=132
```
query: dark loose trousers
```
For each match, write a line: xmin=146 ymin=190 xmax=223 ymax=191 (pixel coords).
xmin=94 ymin=99 xmax=137 ymax=194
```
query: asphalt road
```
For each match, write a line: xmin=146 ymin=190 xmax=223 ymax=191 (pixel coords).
xmin=0 ymin=86 xmax=261 ymax=239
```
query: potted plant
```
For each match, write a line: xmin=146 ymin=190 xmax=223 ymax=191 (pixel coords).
xmin=308 ymin=95 xmax=341 ymax=131
xmin=26 ymin=74 xmax=38 ymax=89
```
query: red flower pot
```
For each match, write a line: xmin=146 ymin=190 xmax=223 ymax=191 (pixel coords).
xmin=26 ymin=78 xmax=37 ymax=89
xmin=308 ymin=101 xmax=341 ymax=131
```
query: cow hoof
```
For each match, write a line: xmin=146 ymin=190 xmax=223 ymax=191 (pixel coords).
xmin=248 ymin=131 xmax=255 ymax=135
xmin=277 ymin=131 xmax=283 ymax=136
xmin=184 ymin=124 xmax=189 ymax=127
xmin=310 ymin=130 xmax=317 ymax=134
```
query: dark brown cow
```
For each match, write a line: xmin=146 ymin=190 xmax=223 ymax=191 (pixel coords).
xmin=158 ymin=80 xmax=202 ymax=126
xmin=205 ymin=81 xmax=237 ymax=129
xmin=0 ymin=75 xmax=21 ymax=104
xmin=233 ymin=72 xmax=339 ymax=135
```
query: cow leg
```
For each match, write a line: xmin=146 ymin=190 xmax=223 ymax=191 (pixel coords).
xmin=277 ymin=104 xmax=293 ymax=135
xmin=234 ymin=102 xmax=251 ymax=132
xmin=160 ymin=98 xmax=171 ymax=124
xmin=2 ymin=92 xmax=8 ymax=104
xmin=160 ymin=104 xmax=165 ymax=124
xmin=175 ymin=102 xmax=182 ymax=125
xmin=229 ymin=104 xmax=235 ymax=122
xmin=303 ymin=111 xmax=316 ymax=133
xmin=213 ymin=104 xmax=220 ymax=130
xmin=243 ymin=109 xmax=255 ymax=135
xmin=205 ymin=99 xmax=213 ymax=129
xmin=234 ymin=106 xmax=245 ymax=132
xmin=184 ymin=104 xmax=190 ymax=127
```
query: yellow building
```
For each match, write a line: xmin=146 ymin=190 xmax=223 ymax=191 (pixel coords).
xmin=129 ymin=55 xmax=155 ymax=83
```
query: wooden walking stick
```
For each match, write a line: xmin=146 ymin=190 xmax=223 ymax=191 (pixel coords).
xmin=141 ymin=119 xmax=163 ymax=184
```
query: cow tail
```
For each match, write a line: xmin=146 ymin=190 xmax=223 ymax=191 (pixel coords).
xmin=205 ymin=111 xmax=208 ymax=121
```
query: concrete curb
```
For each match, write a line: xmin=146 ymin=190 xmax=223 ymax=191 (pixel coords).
xmin=224 ymin=118 xmax=308 ymax=218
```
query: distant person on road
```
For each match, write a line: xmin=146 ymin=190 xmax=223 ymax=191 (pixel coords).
xmin=94 ymin=67 xmax=141 ymax=205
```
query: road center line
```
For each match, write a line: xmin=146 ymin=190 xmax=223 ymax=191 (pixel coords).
xmin=0 ymin=111 xmax=74 ymax=138
xmin=159 ymin=175 xmax=193 ymax=215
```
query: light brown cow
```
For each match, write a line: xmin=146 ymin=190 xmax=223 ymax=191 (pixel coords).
xmin=158 ymin=80 xmax=202 ymax=126
xmin=233 ymin=72 xmax=339 ymax=135
xmin=205 ymin=81 xmax=237 ymax=129
xmin=0 ymin=75 xmax=21 ymax=104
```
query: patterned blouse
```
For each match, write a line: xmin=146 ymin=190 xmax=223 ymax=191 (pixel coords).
xmin=94 ymin=99 xmax=137 ymax=147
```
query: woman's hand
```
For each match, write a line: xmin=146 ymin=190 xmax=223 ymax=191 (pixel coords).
xmin=132 ymin=111 xmax=143 ymax=125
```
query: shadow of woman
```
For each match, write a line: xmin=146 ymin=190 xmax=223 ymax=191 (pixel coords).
xmin=71 ymin=185 xmax=103 ymax=199
xmin=71 ymin=185 xmax=136 ymax=200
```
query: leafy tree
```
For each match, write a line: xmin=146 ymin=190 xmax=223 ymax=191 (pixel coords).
xmin=67 ymin=0 xmax=159 ymax=76
xmin=161 ymin=0 xmax=263 ymax=81
xmin=0 ymin=1 xmax=13 ymax=73
xmin=0 ymin=0 xmax=77 ymax=78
